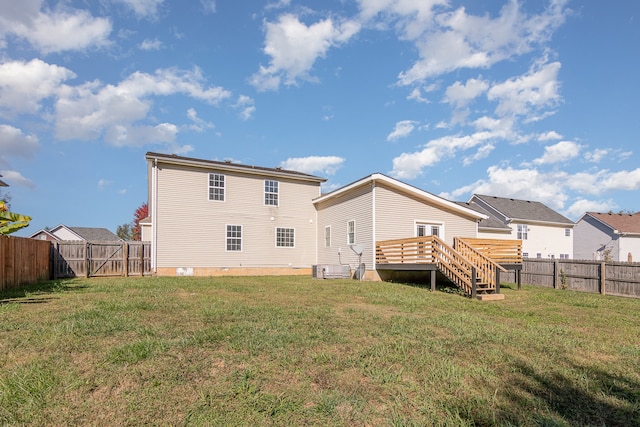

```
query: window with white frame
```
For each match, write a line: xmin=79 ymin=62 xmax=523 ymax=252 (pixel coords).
xmin=416 ymin=222 xmax=441 ymax=238
xmin=523 ymin=252 xmax=529 ymax=258
xmin=324 ymin=226 xmax=331 ymax=247
xmin=264 ymin=180 xmax=278 ymax=206
xmin=560 ymin=253 xmax=569 ymax=259
xmin=226 ymin=225 xmax=242 ymax=251
xmin=276 ymin=227 xmax=295 ymax=247
xmin=565 ymin=228 xmax=571 ymax=237
xmin=347 ymin=220 xmax=355 ymax=245
xmin=517 ymin=224 xmax=528 ymax=240
xmin=209 ymin=173 xmax=225 ymax=201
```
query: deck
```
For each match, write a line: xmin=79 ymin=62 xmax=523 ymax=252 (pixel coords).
xmin=375 ymin=236 xmax=522 ymax=300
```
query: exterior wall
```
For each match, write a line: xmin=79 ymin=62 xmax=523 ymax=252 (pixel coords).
xmin=30 ymin=231 xmax=58 ymax=241
xmin=141 ymin=223 xmax=152 ymax=242
xmin=52 ymin=227 xmax=81 ymax=241
xmin=316 ymin=182 xmax=373 ymax=275
xmin=154 ymin=163 xmax=320 ymax=273
xmin=618 ymin=235 xmax=640 ymax=263
xmin=477 ymin=229 xmax=513 ymax=239
xmin=517 ymin=221 xmax=573 ymax=259
xmin=573 ymin=216 xmax=617 ymax=261
xmin=374 ymin=182 xmax=478 ymax=246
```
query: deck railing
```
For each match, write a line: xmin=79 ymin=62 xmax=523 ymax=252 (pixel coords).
xmin=455 ymin=237 xmax=522 ymax=264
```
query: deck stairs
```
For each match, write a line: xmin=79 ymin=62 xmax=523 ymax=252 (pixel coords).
xmin=376 ymin=236 xmax=508 ymax=300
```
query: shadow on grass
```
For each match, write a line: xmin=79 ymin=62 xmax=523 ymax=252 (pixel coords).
xmin=0 ymin=280 xmax=85 ymax=304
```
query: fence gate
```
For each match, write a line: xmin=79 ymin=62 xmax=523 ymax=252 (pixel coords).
xmin=52 ymin=241 xmax=151 ymax=278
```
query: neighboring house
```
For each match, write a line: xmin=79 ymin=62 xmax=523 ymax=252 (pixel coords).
xmin=574 ymin=212 xmax=640 ymax=262
xmin=145 ymin=152 xmax=326 ymax=276
xmin=469 ymin=194 xmax=574 ymax=259
xmin=313 ymin=174 xmax=487 ymax=280
xmin=30 ymin=225 xmax=120 ymax=241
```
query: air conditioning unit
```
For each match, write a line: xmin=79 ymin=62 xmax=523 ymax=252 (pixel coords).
xmin=312 ymin=264 xmax=351 ymax=279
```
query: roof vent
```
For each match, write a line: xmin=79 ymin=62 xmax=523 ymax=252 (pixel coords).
xmin=275 ymin=167 xmax=282 ymax=170
xmin=224 ymin=159 xmax=232 ymax=163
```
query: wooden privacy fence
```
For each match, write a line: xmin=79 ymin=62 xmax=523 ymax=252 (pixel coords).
xmin=52 ymin=241 xmax=151 ymax=279
xmin=1 ymin=235 xmax=51 ymax=291
xmin=500 ymin=258 xmax=640 ymax=298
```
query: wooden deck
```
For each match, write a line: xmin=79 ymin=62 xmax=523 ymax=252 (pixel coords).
xmin=375 ymin=236 xmax=522 ymax=299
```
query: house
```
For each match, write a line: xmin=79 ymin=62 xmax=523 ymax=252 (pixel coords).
xmin=29 ymin=225 xmax=120 ymax=241
xmin=574 ymin=212 xmax=640 ymax=262
xmin=468 ymin=194 xmax=574 ymax=259
xmin=145 ymin=152 xmax=326 ymax=276
xmin=313 ymin=173 xmax=487 ymax=280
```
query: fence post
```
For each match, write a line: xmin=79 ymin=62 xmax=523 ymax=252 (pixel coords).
xmin=553 ymin=260 xmax=559 ymax=289
xmin=600 ymin=262 xmax=606 ymax=295
xmin=85 ymin=242 xmax=90 ymax=278
xmin=123 ymin=242 xmax=129 ymax=277
xmin=495 ymin=267 xmax=501 ymax=294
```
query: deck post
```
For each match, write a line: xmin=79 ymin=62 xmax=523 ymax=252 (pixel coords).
xmin=471 ymin=267 xmax=477 ymax=299
xmin=431 ymin=270 xmax=436 ymax=292
xmin=495 ymin=267 xmax=500 ymax=294
xmin=517 ymin=268 xmax=521 ymax=290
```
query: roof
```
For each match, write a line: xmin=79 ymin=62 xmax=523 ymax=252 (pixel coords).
xmin=68 ymin=227 xmax=120 ymax=241
xmin=314 ymin=173 xmax=487 ymax=221
xmin=582 ymin=212 xmax=640 ymax=235
xmin=471 ymin=194 xmax=574 ymax=226
xmin=0 ymin=174 xmax=7 ymax=187
xmin=455 ymin=201 xmax=511 ymax=231
xmin=146 ymin=152 xmax=327 ymax=183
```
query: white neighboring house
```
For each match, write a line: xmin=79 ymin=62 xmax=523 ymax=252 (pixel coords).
xmin=574 ymin=212 xmax=640 ymax=262
xmin=468 ymin=194 xmax=574 ymax=259
xmin=29 ymin=225 xmax=121 ymax=241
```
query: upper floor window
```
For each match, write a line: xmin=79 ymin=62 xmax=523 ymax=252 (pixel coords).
xmin=276 ymin=227 xmax=295 ymax=247
xmin=565 ymin=228 xmax=571 ymax=237
xmin=226 ymin=225 xmax=242 ymax=251
xmin=517 ymin=224 xmax=528 ymax=240
xmin=265 ymin=180 xmax=278 ymax=206
xmin=209 ymin=173 xmax=225 ymax=201
xmin=325 ymin=226 xmax=331 ymax=248
xmin=347 ymin=220 xmax=356 ymax=245
xmin=416 ymin=223 xmax=441 ymax=238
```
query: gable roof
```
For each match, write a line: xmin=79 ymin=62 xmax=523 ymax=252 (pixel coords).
xmin=455 ymin=201 xmax=511 ymax=231
xmin=581 ymin=212 xmax=640 ymax=235
xmin=146 ymin=152 xmax=327 ymax=183
xmin=314 ymin=173 xmax=487 ymax=221
xmin=471 ymin=194 xmax=574 ymax=226
xmin=30 ymin=225 xmax=120 ymax=241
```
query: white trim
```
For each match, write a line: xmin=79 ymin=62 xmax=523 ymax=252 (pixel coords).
xmin=208 ymin=172 xmax=226 ymax=202
xmin=264 ymin=179 xmax=279 ymax=207
xmin=324 ymin=225 xmax=331 ymax=248
xmin=275 ymin=227 xmax=295 ymax=248
xmin=372 ymin=181 xmax=376 ymax=269
xmin=414 ymin=220 xmax=445 ymax=240
xmin=347 ymin=219 xmax=356 ymax=245
xmin=225 ymin=224 xmax=243 ymax=252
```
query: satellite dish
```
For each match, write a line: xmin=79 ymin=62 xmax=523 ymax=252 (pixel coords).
xmin=350 ymin=244 xmax=365 ymax=256
xmin=350 ymin=244 xmax=366 ymax=281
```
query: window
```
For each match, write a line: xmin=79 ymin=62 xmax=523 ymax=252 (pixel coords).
xmin=517 ymin=224 xmax=528 ymax=240
xmin=264 ymin=180 xmax=278 ymax=206
xmin=523 ymin=252 xmax=529 ymax=258
xmin=324 ymin=226 xmax=331 ymax=248
xmin=347 ymin=220 xmax=355 ymax=245
xmin=209 ymin=173 xmax=225 ymax=201
xmin=226 ymin=225 xmax=242 ymax=251
xmin=565 ymin=228 xmax=571 ymax=237
xmin=536 ymin=253 xmax=542 ymax=259
xmin=560 ymin=254 xmax=569 ymax=259
xmin=416 ymin=223 xmax=441 ymax=238
xmin=276 ymin=227 xmax=295 ymax=247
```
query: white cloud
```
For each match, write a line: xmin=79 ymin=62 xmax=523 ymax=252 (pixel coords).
xmin=565 ymin=198 xmax=616 ymax=219
xmin=0 ymin=59 xmax=76 ymax=116
xmin=0 ymin=170 xmax=35 ymax=189
xmin=116 ymin=0 xmax=164 ymax=18
xmin=538 ymin=130 xmax=563 ymax=141
xmin=200 ymin=0 xmax=216 ymax=14
xmin=235 ymin=95 xmax=255 ymax=120
xmin=186 ymin=108 xmax=214 ymax=132
xmin=0 ymin=0 xmax=112 ymax=53
xmin=444 ymin=78 xmax=488 ymax=108
xmin=251 ymin=14 xmax=360 ymax=91
xmin=584 ymin=148 xmax=609 ymax=163
xmin=279 ymin=155 xmax=345 ymax=175
xmin=139 ymin=38 xmax=163 ymax=50
xmin=387 ymin=120 xmax=417 ymax=141
xmin=487 ymin=61 xmax=562 ymax=117
xmin=396 ymin=0 xmax=568 ymax=85
xmin=407 ymin=87 xmax=430 ymax=103
xmin=0 ymin=125 xmax=40 ymax=160
xmin=463 ymin=143 xmax=495 ymax=166
xmin=533 ymin=140 xmax=582 ymax=165
xmin=97 ymin=179 xmax=112 ymax=190
xmin=390 ymin=131 xmax=500 ymax=179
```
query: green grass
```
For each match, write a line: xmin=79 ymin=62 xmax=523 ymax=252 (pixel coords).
xmin=1 ymin=276 xmax=639 ymax=426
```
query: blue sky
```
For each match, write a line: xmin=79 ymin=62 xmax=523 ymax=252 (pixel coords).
xmin=1 ymin=0 xmax=639 ymax=237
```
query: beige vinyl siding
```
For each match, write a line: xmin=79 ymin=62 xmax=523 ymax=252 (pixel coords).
xmin=316 ymin=183 xmax=373 ymax=270
xmin=374 ymin=182 xmax=477 ymax=246
xmin=156 ymin=163 xmax=319 ymax=268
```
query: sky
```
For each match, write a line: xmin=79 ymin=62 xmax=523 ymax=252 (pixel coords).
xmin=1 ymin=0 xmax=639 ymax=237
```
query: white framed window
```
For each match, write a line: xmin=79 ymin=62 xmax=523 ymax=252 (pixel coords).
xmin=347 ymin=220 xmax=355 ymax=245
xmin=416 ymin=222 xmax=442 ymax=238
xmin=523 ymin=252 xmax=529 ymax=258
xmin=276 ymin=227 xmax=295 ymax=247
xmin=560 ymin=253 xmax=569 ymax=259
xmin=536 ymin=253 xmax=542 ymax=258
xmin=324 ymin=226 xmax=331 ymax=248
xmin=565 ymin=228 xmax=571 ymax=237
xmin=226 ymin=225 xmax=242 ymax=251
xmin=517 ymin=224 xmax=528 ymax=240
xmin=264 ymin=180 xmax=278 ymax=206
xmin=209 ymin=173 xmax=225 ymax=201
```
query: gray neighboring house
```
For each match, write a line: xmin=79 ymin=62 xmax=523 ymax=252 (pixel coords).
xmin=30 ymin=225 xmax=121 ymax=241
xmin=468 ymin=194 xmax=575 ymax=259
xmin=574 ymin=212 xmax=640 ymax=262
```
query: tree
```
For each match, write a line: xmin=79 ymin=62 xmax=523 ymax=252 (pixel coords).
xmin=0 ymin=200 xmax=31 ymax=235
xmin=116 ymin=223 xmax=134 ymax=240
xmin=132 ymin=202 xmax=148 ymax=241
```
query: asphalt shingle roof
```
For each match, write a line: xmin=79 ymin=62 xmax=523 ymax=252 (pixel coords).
xmin=473 ymin=194 xmax=574 ymax=225
xmin=586 ymin=212 xmax=640 ymax=234
xmin=69 ymin=227 xmax=120 ymax=241
xmin=455 ymin=201 xmax=511 ymax=230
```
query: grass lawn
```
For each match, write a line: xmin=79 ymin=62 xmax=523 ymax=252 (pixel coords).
xmin=1 ymin=276 xmax=639 ymax=426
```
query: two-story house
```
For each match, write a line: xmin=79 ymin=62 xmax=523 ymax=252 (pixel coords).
xmin=574 ymin=212 xmax=640 ymax=262
xmin=468 ymin=194 xmax=574 ymax=259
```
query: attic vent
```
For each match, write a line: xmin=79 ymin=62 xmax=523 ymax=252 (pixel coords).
xmin=275 ymin=167 xmax=282 ymax=170
xmin=224 ymin=159 xmax=232 ymax=163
